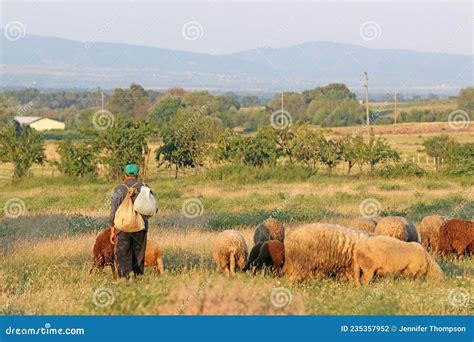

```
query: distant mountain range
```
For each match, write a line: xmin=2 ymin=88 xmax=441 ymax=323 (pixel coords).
xmin=1 ymin=32 xmax=472 ymax=93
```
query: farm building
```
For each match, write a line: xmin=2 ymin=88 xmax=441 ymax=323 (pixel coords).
xmin=13 ymin=116 xmax=65 ymax=131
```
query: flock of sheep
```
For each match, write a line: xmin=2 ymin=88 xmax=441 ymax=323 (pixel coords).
xmin=90 ymin=215 xmax=473 ymax=286
xmin=212 ymin=216 xmax=473 ymax=286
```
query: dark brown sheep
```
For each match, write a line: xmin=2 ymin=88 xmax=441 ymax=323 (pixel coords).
xmin=90 ymin=228 xmax=164 ymax=276
xmin=253 ymin=218 xmax=285 ymax=244
xmin=244 ymin=240 xmax=285 ymax=274
xmin=438 ymin=218 xmax=474 ymax=257
xmin=90 ymin=228 xmax=115 ymax=276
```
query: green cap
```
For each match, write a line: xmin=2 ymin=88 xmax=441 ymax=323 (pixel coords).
xmin=124 ymin=164 xmax=139 ymax=176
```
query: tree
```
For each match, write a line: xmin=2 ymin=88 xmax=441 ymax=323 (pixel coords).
xmin=239 ymin=95 xmax=261 ymax=107
xmin=242 ymin=127 xmax=282 ymax=167
xmin=422 ymin=135 xmax=457 ymax=172
xmin=94 ymin=119 xmax=154 ymax=179
xmin=148 ymin=96 xmax=185 ymax=128
xmin=0 ymin=94 xmax=14 ymax=125
xmin=0 ymin=122 xmax=45 ymax=179
xmin=341 ymin=135 xmax=367 ymax=174
xmin=366 ymin=130 xmax=399 ymax=173
xmin=216 ymin=126 xmax=281 ymax=167
xmin=266 ymin=92 xmax=307 ymax=121
xmin=107 ymin=84 xmax=151 ymax=119
xmin=156 ymin=108 xmax=224 ymax=178
xmin=288 ymin=125 xmax=322 ymax=168
xmin=319 ymin=138 xmax=343 ymax=173
xmin=457 ymin=87 xmax=474 ymax=114
xmin=56 ymin=141 xmax=97 ymax=177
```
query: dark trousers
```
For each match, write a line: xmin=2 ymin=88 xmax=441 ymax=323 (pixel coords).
xmin=114 ymin=230 xmax=147 ymax=279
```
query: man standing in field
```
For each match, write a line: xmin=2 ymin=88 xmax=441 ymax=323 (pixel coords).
xmin=109 ymin=164 xmax=151 ymax=279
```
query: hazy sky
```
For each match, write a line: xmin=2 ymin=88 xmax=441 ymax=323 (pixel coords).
xmin=1 ymin=1 xmax=472 ymax=55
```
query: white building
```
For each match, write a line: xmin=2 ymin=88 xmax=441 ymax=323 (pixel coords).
xmin=13 ymin=116 xmax=66 ymax=131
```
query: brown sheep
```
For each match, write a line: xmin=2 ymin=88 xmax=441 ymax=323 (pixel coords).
xmin=253 ymin=218 xmax=285 ymax=244
xmin=90 ymin=228 xmax=165 ymax=276
xmin=349 ymin=217 xmax=377 ymax=233
xmin=145 ymin=240 xmax=165 ymax=275
xmin=353 ymin=235 xmax=444 ymax=286
xmin=90 ymin=228 xmax=115 ymax=276
xmin=284 ymin=223 xmax=368 ymax=282
xmin=243 ymin=240 xmax=285 ymax=274
xmin=438 ymin=218 xmax=474 ymax=257
xmin=375 ymin=216 xmax=419 ymax=242
xmin=213 ymin=230 xmax=248 ymax=276
xmin=419 ymin=215 xmax=446 ymax=252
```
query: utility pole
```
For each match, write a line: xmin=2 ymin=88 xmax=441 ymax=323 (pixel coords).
xmin=101 ymin=91 xmax=104 ymax=111
xmin=364 ymin=72 xmax=369 ymax=125
xmin=281 ymin=92 xmax=284 ymax=113
xmin=394 ymin=91 xmax=397 ymax=125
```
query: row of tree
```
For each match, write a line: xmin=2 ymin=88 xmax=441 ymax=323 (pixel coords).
xmin=2 ymin=85 xmax=472 ymax=131
xmin=2 ymin=111 xmax=471 ymax=181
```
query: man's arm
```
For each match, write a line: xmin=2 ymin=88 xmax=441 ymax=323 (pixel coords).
xmin=109 ymin=186 xmax=126 ymax=227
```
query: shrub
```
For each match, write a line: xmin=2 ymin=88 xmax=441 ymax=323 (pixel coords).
xmin=202 ymin=164 xmax=317 ymax=183
xmin=375 ymin=161 xmax=427 ymax=178
xmin=0 ymin=122 xmax=45 ymax=179
xmin=56 ymin=141 xmax=97 ymax=177
xmin=408 ymin=197 xmax=474 ymax=222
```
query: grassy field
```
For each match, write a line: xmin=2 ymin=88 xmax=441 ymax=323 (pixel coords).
xmin=0 ymin=121 xmax=473 ymax=316
xmin=0 ymin=171 xmax=473 ymax=315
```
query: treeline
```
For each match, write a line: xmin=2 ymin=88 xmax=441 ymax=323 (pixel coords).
xmin=1 ymin=85 xmax=472 ymax=130
xmin=1 ymin=115 xmax=472 ymax=181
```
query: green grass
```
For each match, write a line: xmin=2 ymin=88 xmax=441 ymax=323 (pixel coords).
xmin=1 ymin=171 xmax=473 ymax=315
xmin=0 ymin=223 xmax=472 ymax=315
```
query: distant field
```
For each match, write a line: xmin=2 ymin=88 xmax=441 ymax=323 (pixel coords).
xmin=369 ymin=100 xmax=457 ymax=113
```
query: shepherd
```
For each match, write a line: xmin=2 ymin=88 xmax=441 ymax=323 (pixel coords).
xmin=109 ymin=160 xmax=157 ymax=279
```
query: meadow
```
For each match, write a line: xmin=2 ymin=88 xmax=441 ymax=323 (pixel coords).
xmin=0 ymin=122 xmax=473 ymax=315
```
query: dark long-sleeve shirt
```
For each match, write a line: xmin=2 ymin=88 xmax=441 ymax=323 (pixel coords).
xmin=109 ymin=177 xmax=150 ymax=231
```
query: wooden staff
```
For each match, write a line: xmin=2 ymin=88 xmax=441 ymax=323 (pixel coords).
xmin=143 ymin=148 xmax=152 ymax=183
